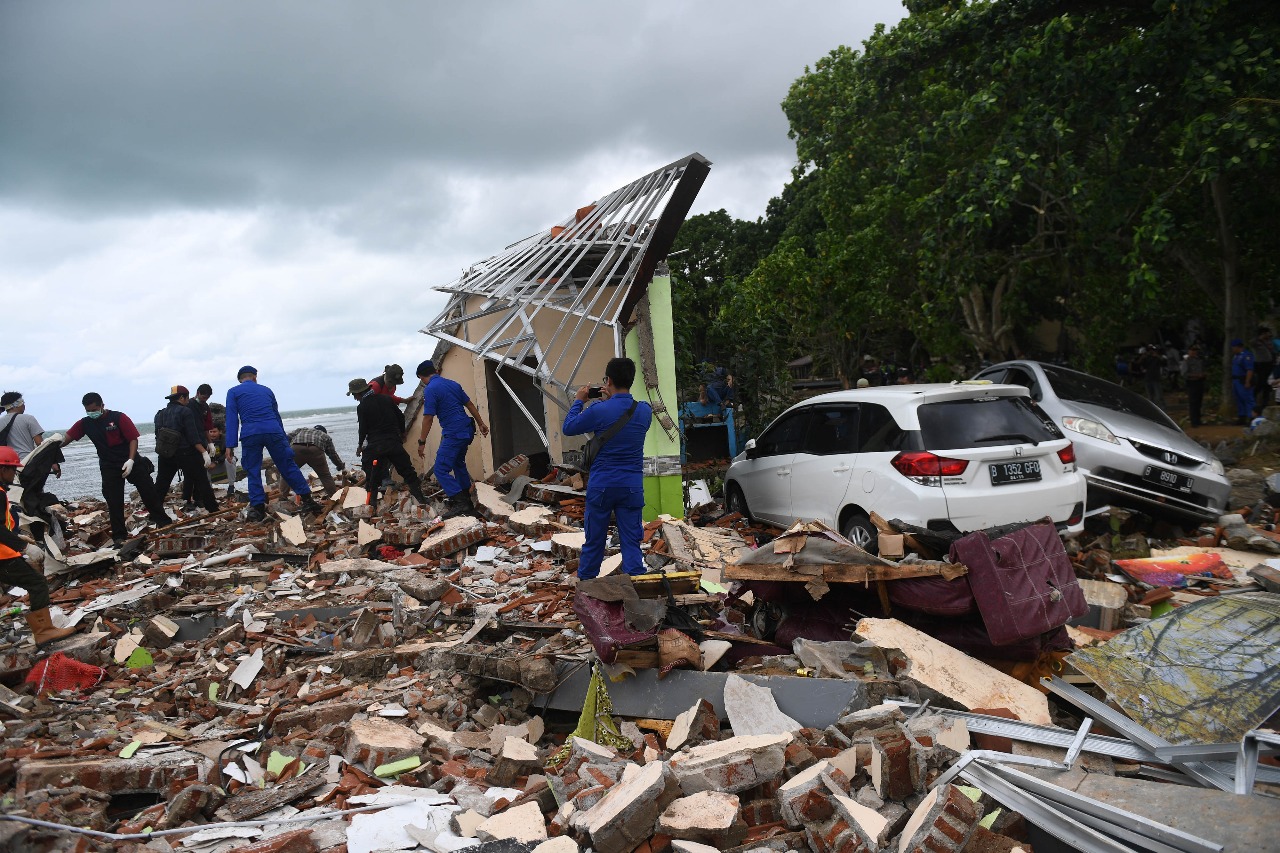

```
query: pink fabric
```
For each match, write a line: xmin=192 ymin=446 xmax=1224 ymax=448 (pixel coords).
xmin=572 ymin=593 xmax=656 ymax=664
xmin=949 ymin=523 xmax=1087 ymax=647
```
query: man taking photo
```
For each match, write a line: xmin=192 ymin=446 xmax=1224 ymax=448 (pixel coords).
xmin=562 ymin=357 xmax=652 ymax=580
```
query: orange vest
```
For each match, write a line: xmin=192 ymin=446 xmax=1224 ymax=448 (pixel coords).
xmin=0 ymin=486 xmax=22 ymax=560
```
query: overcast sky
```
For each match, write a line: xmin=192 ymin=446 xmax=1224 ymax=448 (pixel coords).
xmin=0 ymin=0 xmax=906 ymax=431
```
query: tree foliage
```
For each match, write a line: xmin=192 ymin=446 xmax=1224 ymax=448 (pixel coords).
xmin=673 ymin=0 xmax=1279 ymax=418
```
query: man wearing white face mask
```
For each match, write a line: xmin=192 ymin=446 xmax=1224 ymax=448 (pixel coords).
xmin=62 ymin=392 xmax=173 ymax=545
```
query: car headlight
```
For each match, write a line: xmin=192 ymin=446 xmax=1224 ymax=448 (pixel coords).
xmin=1061 ymin=416 xmax=1119 ymax=444
xmin=1208 ymin=457 xmax=1224 ymax=475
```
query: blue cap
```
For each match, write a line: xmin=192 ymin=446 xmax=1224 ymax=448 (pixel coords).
xmin=416 ymin=359 xmax=435 ymax=377
xmin=1230 ymin=338 xmax=1244 ymax=347
xmin=237 ymin=365 xmax=258 ymax=378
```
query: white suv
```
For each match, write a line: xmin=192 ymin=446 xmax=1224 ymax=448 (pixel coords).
xmin=723 ymin=383 xmax=1087 ymax=550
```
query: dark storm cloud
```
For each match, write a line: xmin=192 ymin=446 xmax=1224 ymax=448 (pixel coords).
xmin=0 ymin=1 xmax=902 ymax=218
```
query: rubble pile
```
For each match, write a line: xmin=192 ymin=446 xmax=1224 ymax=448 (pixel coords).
xmin=0 ymin=456 xmax=1278 ymax=852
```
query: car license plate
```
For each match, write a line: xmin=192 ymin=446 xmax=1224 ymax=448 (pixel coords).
xmin=989 ymin=460 xmax=1041 ymax=485
xmin=1143 ymin=465 xmax=1194 ymax=494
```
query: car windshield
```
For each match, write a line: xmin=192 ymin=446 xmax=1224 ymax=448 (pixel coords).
xmin=918 ymin=396 xmax=1062 ymax=451
xmin=1040 ymin=364 xmax=1179 ymax=428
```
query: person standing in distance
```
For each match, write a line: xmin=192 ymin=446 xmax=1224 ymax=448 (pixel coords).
xmin=562 ymin=357 xmax=653 ymax=580
xmin=415 ymin=360 xmax=489 ymax=514
xmin=61 ymin=393 xmax=174 ymax=545
xmin=224 ymin=366 xmax=322 ymax=522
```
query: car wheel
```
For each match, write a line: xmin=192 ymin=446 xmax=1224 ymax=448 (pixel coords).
xmin=842 ymin=512 xmax=878 ymax=554
xmin=725 ymin=483 xmax=752 ymax=521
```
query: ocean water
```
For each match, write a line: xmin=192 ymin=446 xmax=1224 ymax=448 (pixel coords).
xmin=45 ymin=407 xmax=361 ymax=501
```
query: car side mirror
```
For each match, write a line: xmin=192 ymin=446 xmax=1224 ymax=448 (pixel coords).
xmin=744 ymin=438 xmax=757 ymax=458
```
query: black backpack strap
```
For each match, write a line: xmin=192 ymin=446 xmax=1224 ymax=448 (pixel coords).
xmin=594 ymin=400 xmax=639 ymax=446
xmin=0 ymin=416 xmax=16 ymax=447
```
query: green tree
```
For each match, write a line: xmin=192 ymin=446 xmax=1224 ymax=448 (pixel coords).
xmin=767 ymin=0 xmax=1279 ymax=401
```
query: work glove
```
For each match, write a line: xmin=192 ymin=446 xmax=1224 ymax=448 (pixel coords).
xmin=121 ymin=458 xmax=134 ymax=477
xmin=24 ymin=544 xmax=44 ymax=569
xmin=202 ymin=451 xmax=212 ymax=467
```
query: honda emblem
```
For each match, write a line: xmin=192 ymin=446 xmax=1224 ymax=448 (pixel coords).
xmin=1014 ymin=447 xmax=1023 ymax=457
xmin=1163 ymin=451 xmax=1178 ymax=464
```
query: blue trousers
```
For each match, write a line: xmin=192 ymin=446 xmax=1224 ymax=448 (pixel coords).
xmin=1232 ymin=378 xmax=1255 ymax=419
xmin=433 ymin=433 xmax=474 ymax=497
xmin=241 ymin=432 xmax=311 ymax=506
xmin=578 ymin=485 xmax=645 ymax=580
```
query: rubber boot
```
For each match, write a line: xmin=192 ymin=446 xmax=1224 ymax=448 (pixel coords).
xmin=245 ymin=504 xmax=268 ymax=523
xmin=27 ymin=607 xmax=77 ymax=647
xmin=299 ymin=494 xmax=324 ymax=515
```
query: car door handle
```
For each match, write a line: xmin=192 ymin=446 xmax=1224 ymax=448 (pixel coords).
xmin=832 ymin=466 xmax=851 ymax=473
xmin=776 ymin=469 xmax=791 ymax=477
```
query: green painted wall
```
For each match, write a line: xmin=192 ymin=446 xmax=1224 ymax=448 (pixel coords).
xmin=626 ymin=271 xmax=683 ymax=521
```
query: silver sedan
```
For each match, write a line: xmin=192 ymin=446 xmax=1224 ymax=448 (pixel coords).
xmin=971 ymin=361 xmax=1230 ymax=521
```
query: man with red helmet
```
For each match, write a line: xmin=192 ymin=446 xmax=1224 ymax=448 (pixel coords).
xmin=0 ymin=446 xmax=77 ymax=646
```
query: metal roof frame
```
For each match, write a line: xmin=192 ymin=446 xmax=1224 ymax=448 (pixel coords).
xmin=423 ymin=153 xmax=711 ymax=417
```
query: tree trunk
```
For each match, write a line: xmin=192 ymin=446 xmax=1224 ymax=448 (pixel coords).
xmin=1210 ymin=174 xmax=1246 ymax=418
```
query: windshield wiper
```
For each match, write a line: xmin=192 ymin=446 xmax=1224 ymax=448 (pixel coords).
xmin=975 ymin=432 xmax=1040 ymax=446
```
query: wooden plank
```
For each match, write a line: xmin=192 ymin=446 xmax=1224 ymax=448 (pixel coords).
xmin=218 ymin=765 xmax=327 ymax=821
xmin=723 ymin=560 xmax=966 ymax=584
xmin=661 ymin=522 xmax=698 ymax=564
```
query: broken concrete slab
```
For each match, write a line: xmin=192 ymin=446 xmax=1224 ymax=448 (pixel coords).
xmin=897 ymin=783 xmax=983 ymax=853
xmin=476 ymin=801 xmax=548 ymax=844
xmin=854 ymin=618 xmax=1051 ymax=724
xmin=657 ymin=790 xmax=746 ymax=846
xmin=580 ymin=760 xmax=679 ymax=853
xmin=343 ymin=718 xmax=426 ymax=773
xmin=666 ymin=698 xmax=721 ymax=751
xmin=668 ymin=733 xmax=791 ymax=795
xmin=723 ymin=673 xmax=800 ymax=737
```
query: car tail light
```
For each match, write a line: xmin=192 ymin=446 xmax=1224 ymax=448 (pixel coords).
xmin=1057 ymin=442 xmax=1076 ymax=465
xmin=891 ymin=451 xmax=969 ymax=486
xmin=1067 ymin=502 xmax=1084 ymax=525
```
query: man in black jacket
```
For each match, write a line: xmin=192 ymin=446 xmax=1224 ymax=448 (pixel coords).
xmin=350 ymin=377 xmax=426 ymax=514
xmin=153 ymin=385 xmax=219 ymax=514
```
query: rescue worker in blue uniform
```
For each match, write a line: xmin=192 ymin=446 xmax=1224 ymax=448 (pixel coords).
xmin=224 ymin=366 xmax=322 ymax=522
xmin=1230 ymin=338 xmax=1256 ymax=425
xmin=415 ymin=360 xmax=489 ymax=514
xmin=562 ymin=357 xmax=653 ymax=580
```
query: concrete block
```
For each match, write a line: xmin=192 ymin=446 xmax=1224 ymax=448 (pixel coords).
xmin=669 ymin=733 xmax=791 ymax=795
xmin=898 ymin=783 xmax=983 ymax=853
xmin=16 ymin=748 xmax=211 ymax=797
xmin=476 ymin=801 xmax=548 ymax=844
xmin=388 ymin=568 xmax=452 ymax=603
xmin=142 ymin=615 xmax=180 ymax=649
xmin=657 ymin=791 xmax=746 ymax=846
xmin=419 ymin=516 xmax=490 ymax=558
xmin=580 ymin=760 xmax=681 ymax=853
xmin=835 ymin=704 xmax=906 ymax=738
xmin=865 ymin=726 xmax=917 ymax=801
xmin=489 ymin=736 xmax=543 ymax=787
xmin=666 ymin=698 xmax=721 ymax=751
xmin=342 ymin=718 xmax=425 ymax=773
xmin=670 ymin=843 xmax=721 ymax=853
xmin=776 ymin=760 xmax=851 ymax=828
xmin=531 ymin=838 xmax=579 ymax=853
